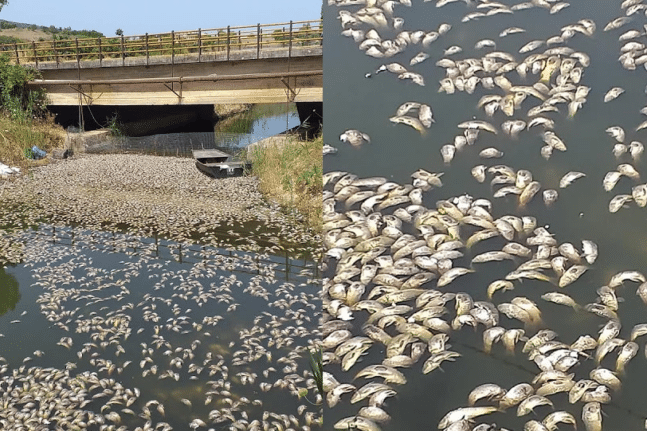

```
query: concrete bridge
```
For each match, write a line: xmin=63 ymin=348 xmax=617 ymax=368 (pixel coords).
xmin=1 ymin=20 xmax=322 ymax=107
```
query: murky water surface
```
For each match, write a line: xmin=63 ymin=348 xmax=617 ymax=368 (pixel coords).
xmin=0 ymin=225 xmax=321 ymax=430
xmin=91 ymin=104 xmax=300 ymax=157
xmin=324 ymin=1 xmax=647 ymax=430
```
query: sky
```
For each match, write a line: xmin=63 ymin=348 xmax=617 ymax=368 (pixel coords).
xmin=0 ymin=0 xmax=322 ymax=37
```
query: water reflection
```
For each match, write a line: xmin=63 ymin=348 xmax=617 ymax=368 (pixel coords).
xmin=90 ymin=104 xmax=300 ymax=158
xmin=0 ymin=267 xmax=19 ymax=316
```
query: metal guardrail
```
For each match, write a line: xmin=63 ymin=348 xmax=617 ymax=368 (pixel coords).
xmin=0 ymin=20 xmax=322 ymax=67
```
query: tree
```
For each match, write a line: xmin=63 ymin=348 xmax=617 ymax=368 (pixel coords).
xmin=0 ymin=1 xmax=7 ymax=13
xmin=115 ymin=28 xmax=123 ymax=36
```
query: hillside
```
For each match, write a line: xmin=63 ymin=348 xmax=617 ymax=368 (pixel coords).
xmin=0 ymin=28 xmax=52 ymax=42
xmin=0 ymin=19 xmax=103 ymax=44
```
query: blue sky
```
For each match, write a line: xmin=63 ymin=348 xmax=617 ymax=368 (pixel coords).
xmin=1 ymin=0 xmax=322 ymax=37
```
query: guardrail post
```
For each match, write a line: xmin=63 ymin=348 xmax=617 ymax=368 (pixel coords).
xmin=226 ymin=26 xmax=230 ymax=60
xmin=198 ymin=28 xmax=202 ymax=62
xmin=14 ymin=43 xmax=19 ymax=65
xmin=288 ymin=21 xmax=293 ymax=59
xmin=145 ymin=33 xmax=149 ymax=66
xmin=121 ymin=35 xmax=125 ymax=66
xmin=98 ymin=37 xmax=102 ymax=66
xmin=171 ymin=31 xmax=175 ymax=65
xmin=53 ymin=40 xmax=59 ymax=67
xmin=75 ymin=38 xmax=80 ymax=68
xmin=257 ymin=24 xmax=260 ymax=59
xmin=32 ymin=41 xmax=38 ymax=67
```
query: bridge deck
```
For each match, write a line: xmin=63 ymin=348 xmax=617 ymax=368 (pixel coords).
xmin=10 ymin=20 xmax=322 ymax=106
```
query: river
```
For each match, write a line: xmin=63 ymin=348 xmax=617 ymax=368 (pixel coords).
xmin=324 ymin=1 xmax=647 ymax=430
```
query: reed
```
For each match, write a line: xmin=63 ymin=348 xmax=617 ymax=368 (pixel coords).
xmin=245 ymin=134 xmax=322 ymax=232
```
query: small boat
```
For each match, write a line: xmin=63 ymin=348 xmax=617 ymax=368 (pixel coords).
xmin=192 ymin=149 xmax=251 ymax=178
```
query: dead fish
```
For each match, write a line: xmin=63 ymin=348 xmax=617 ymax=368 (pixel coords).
xmin=377 ymin=63 xmax=408 ymax=74
xmin=606 ymin=126 xmax=625 ymax=143
xmin=458 ymin=120 xmax=498 ymax=134
xmin=580 ymin=240 xmax=598 ymax=264
xmin=541 ymin=292 xmax=579 ymax=310
xmin=604 ymin=87 xmax=625 ymax=102
xmin=468 ymin=384 xmax=506 ymax=406
xmin=519 ymin=181 xmax=541 ymax=206
xmin=471 ymin=165 xmax=487 ymax=183
xmin=517 ymin=395 xmax=554 ymax=416
xmin=410 ymin=52 xmax=430 ymax=66
xmin=603 ymin=171 xmax=622 ymax=191
xmin=390 ymin=115 xmax=426 ymax=133
xmin=519 ymin=40 xmax=545 ymax=54
xmin=437 ymin=407 xmax=497 ymax=429
xmin=437 ymin=267 xmax=474 ymax=287
xmin=502 ymin=120 xmax=526 ymax=138
xmin=396 ymin=101 xmax=422 ymax=116
xmin=441 ymin=144 xmax=456 ymax=165
xmin=334 ymin=416 xmax=381 ymax=431
xmin=618 ymin=163 xmax=640 ymax=179
xmin=543 ymin=190 xmax=558 ymax=206
xmin=604 ymin=16 xmax=632 ymax=31
xmin=609 ymin=270 xmax=646 ymax=287
xmin=479 ymin=148 xmax=504 ymax=158
xmin=419 ymin=104 xmax=434 ymax=128
xmin=399 ymin=72 xmax=425 ymax=86
xmin=341 ymin=130 xmax=371 ymax=146
xmin=499 ymin=383 xmax=534 ymax=410
xmin=500 ymin=27 xmax=526 ymax=37
xmin=608 ymin=194 xmax=633 ymax=212
xmin=439 ymin=78 xmax=456 ymax=94
xmin=444 ymin=45 xmax=463 ymax=56
xmin=471 ymin=251 xmax=515 ymax=264
xmin=559 ymin=172 xmax=586 ymax=188
xmin=475 ymin=39 xmax=496 ymax=50
xmin=612 ymin=143 xmax=627 ymax=158
xmin=629 ymin=141 xmax=644 ymax=160
xmin=632 ymin=184 xmax=647 ymax=207
xmin=615 ymin=341 xmax=639 ymax=373
xmin=559 ymin=265 xmax=588 ymax=288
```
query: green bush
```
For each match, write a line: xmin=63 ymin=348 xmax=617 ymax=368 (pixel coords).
xmin=0 ymin=53 xmax=47 ymax=120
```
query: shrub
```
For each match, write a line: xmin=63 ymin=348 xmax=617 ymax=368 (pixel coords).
xmin=0 ymin=53 xmax=47 ymax=120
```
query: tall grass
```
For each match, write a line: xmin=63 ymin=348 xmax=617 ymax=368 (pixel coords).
xmin=245 ymin=135 xmax=322 ymax=232
xmin=0 ymin=113 xmax=65 ymax=169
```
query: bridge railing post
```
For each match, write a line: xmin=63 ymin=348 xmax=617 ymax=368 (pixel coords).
xmin=227 ymin=26 xmax=231 ymax=61
xmin=288 ymin=21 xmax=293 ymax=59
xmin=98 ymin=37 xmax=102 ymax=67
xmin=53 ymin=39 xmax=59 ymax=67
xmin=75 ymin=38 xmax=80 ymax=70
xmin=257 ymin=23 xmax=260 ymax=59
xmin=145 ymin=33 xmax=149 ymax=66
xmin=121 ymin=35 xmax=125 ymax=66
xmin=32 ymin=41 xmax=38 ymax=67
xmin=198 ymin=28 xmax=202 ymax=62
xmin=226 ymin=26 xmax=230 ymax=61
xmin=14 ymin=43 xmax=19 ymax=65
xmin=171 ymin=31 xmax=175 ymax=65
